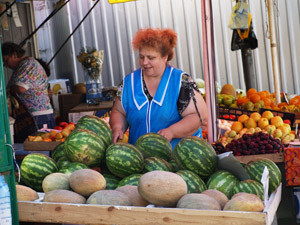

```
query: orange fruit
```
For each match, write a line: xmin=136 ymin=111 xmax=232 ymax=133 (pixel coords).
xmin=278 ymin=102 xmax=288 ymax=108
xmin=237 ymin=97 xmax=249 ymax=106
xmin=231 ymin=121 xmax=244 ymax=133
xmin=262 ymin=97 xmax=272 ymax=107
xmin=257 ymin=91 xmax=267 ymax=99
xmin=249 ymin=93 xmax=261 ymax=103
xmin=247 ymin=88 xmax=257 ymax=97
xmin=238 ymin=114 xmax=249 ymax=124
xmin=290 ymin=98 xmax=300 ymax=106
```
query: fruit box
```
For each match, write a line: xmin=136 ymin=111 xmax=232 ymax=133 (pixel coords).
xmin=218 ymin=106 xmax=255 ymax=121
xmin=23 ymin=139 xmax=62 ymax=151
xmin=284 ymin=147 xmax=300 ymax=186
xmin=18 ymin=184 xmax=281 ymax=225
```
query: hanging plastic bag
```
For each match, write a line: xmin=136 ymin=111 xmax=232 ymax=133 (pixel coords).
xmin=231 ymin=13 xmax=258 ymax=51
xmin=228 ymin=1 xmax=250 ymax=29
xmin=0 ymin=175 xmax=12 ymax=225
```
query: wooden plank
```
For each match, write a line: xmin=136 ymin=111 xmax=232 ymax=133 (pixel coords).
xmin=23 ymin=140 xmax=62 ymax=151
xmin=69 ymin=101 xmax=113 ymax=113
xmin=18 ymin=201 xmax=266 ymax=225
xmin=235 ymin=152 xmax=284 ymax=164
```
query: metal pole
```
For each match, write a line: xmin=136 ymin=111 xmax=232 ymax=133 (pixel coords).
xmin=267 ymin=0 xmax=281 ymax=104
xmin=237 ymin=0 xmax=257 ymax=91
xmin=241 ymin=48 xmax=256 ymax=90
xmin=201 ymin=0 xmax=218 ymax=143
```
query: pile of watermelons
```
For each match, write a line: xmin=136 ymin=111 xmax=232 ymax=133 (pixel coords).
xmin=18 ymin=115 xmax=281 ymax=211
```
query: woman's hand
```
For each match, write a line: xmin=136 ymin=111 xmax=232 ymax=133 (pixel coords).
xmin=112 ymin=128 xmax=124 ymax=143
xmin=157 ymin=128 xmax=174 ymax=142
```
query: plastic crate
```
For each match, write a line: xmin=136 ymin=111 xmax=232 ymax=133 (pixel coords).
xmin=259 ymin=108 xmax=296 ymax=126
xmin=218 ymin=106 xmax=256 ymax=121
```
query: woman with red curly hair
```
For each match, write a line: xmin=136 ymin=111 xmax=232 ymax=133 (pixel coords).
xmin=110 ymin=28 xmax=207 ymax=148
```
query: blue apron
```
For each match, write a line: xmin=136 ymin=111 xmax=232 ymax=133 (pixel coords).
xmin=121 ymin=65 xmax=202 ymax=148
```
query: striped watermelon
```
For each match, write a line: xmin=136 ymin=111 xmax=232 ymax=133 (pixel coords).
xmin=135 ymin=133 xmax=172 ymax=161
xmin=102 ymin=173 xmax=121 ymax=190
xmin=169 ymin=159 xmax=180 ymax=172
xmin=59 ymin=162 xmax=89 ymax=175
xmin=206 ymin=170 xmax=239 ymax=198
xmin=143 ymin=157 xmax=173 ymax=173
xmin=231 ymin=179 xmax=265 ymax=200
xmin=117 ymin=174 xmax=143 ymax=188
xmin=105 ymin=143 xmax=144 ymax=178
xmin=51 ymin=142 xmax=65 ymax=162
xmin=173 ymin=136 xmax=217 ymax=178
xmin=176 ymin=170 xmax=207 ymax=193
xmin=56 ymin=156 xmax=71 ymax=169
xmin=245 ymin=158 xmax=281 ymax=194
xmin=64 ymin=129 xmax=106 ymax=166
xmin=76 ymin=115 xmax=112 ymax=147
xmin=20 ymin=153 xmax=58 ymax=191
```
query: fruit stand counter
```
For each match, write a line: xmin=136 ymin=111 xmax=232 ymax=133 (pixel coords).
xmin=18 ymin=184 xmax=281 ymax=225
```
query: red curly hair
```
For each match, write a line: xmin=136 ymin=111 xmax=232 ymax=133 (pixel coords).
xmin=132 ymin=28 xmax=177 ymax=61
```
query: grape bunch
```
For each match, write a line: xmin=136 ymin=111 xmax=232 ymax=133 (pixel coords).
xmin=225 ymin=132 xmax=283 ymax=156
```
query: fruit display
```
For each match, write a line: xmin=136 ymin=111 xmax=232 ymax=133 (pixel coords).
xmin=27 ymin=122 xmax=76 ymax=142
xmin=213 ymin=132 xmax=284 ymax=156
xmin=214 ymin=111 xmax=294 ymax=154
xmin=17 ymin=124 xmax=282 ymax=218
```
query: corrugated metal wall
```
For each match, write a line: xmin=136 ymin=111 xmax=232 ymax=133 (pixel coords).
xmin=33 ymin=0 xmax=300 ymax=95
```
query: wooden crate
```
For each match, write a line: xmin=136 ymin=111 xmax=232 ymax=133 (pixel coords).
xmin=23 ymin=140 xmax=62 ymax=151
xmin=235 ymin=152 xmax=284 ymax=164
xmin=18 ymin=184 xmax=282 ymax=225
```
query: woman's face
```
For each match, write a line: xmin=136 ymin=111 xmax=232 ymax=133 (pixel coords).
xmin=3 ymin=53 xmax=19 ymax=70
xmin=139 ymin=47 xmax=168 ymax=78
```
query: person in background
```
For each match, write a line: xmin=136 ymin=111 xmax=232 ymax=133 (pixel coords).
xmin=2 ymin=42 xmax=55 ymax=129
xmin=109 ymin=28 xmax=208 ymax=148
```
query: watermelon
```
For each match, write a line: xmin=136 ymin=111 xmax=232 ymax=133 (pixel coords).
xmin=135 ymin=133 xmax=172 ymax=161
xmin=245 ymin=158 xmax=281 ymax=194
xmin=64 ymin=129 xmax=106 ymax=166
xmin=143 ymin=157 xmax=173 ymax=173
xmin=117 ymin=174 xmax=143 ymax=188
xmin=176 ymin=170 xmax=207 ymax=193
xmin=173 ymin=136 xmax=217 ymax=178
xmin=169 ymin=159 xmax=180 ymax=172
xmin=231 ymin=179 xmax=265 ymax=201
xmin=75 ymin=115 xmax=112 ymax=147
xmin=105 ymin=143 xmax=144 ymax=178
xmin=56 ymin=156 xmax=71 ymax=170
xmin=51 ymin=142 xmax=65 ymax=162
xmin=206 ymin=170 xmax=239 ymax=198
xmin=20 ymin=153 xmax=58 ymax=191
xmin=59 ymin=162 xmax=89 ymax=175
xmin=102 ymin=173 xmax=121 ymax=190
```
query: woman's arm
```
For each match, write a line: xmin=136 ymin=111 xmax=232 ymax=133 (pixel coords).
xmin=157 ymin=90 xmax=207 ymax=141
xmin=109 ymin=97 xmax=128 ymax=143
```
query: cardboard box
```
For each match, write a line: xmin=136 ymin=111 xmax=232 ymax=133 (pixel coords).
xmin=284 ymin=147 xmax=300 ymax=186
xmin=49 ymin=79 xmax=72 ymax=113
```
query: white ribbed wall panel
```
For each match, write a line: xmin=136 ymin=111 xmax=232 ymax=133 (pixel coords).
xmin=33 ymin=0 xmax=300 ymax=95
